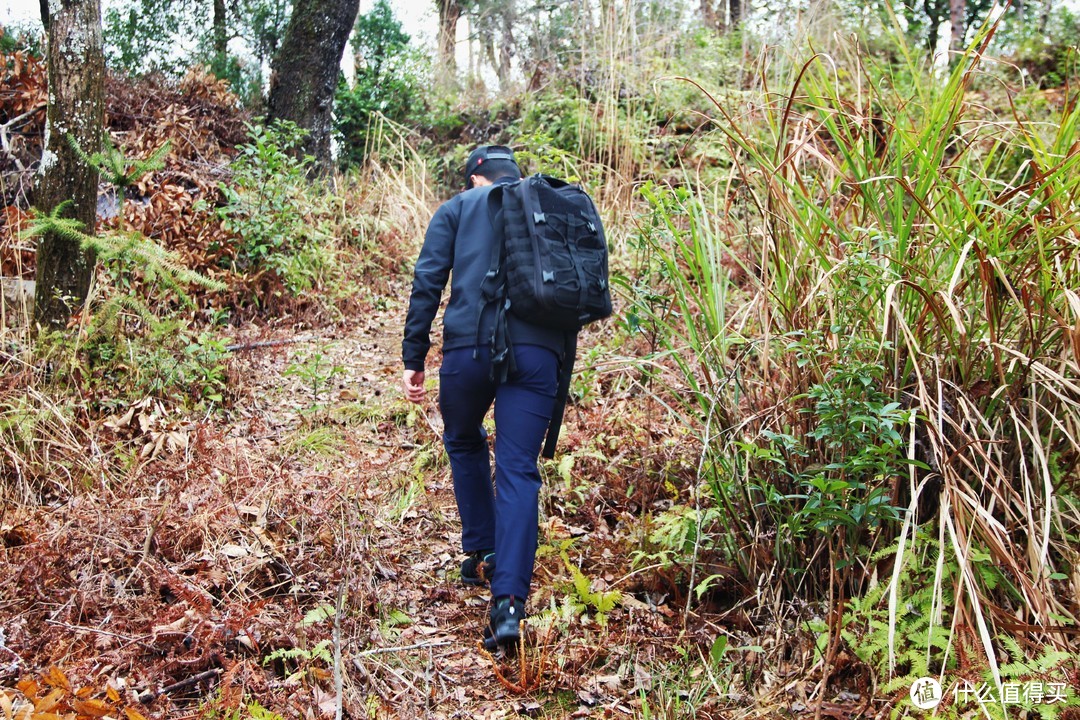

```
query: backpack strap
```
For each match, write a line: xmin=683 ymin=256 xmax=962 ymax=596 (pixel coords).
xmin=478 ymin=184 xmax=515 ymax=381
xmin=480 ymin=185 xmax=506 ymax=306
xmin=542 ymin=331 xmax=577 ymax=459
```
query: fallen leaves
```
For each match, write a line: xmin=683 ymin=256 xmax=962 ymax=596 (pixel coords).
xmin=1 ymin=668 xmax=148 ymax=720
xmin=102 ymin=398 xmax=191 ymax=460
xmin=0 ymin=293 xmax=759 ymax=719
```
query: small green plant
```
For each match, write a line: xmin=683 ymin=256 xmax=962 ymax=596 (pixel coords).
xmin=389 ymin=475 xmax=423 ymax=523
xmin=838 ymin=534 xmax=1079 ymax=719
xmin=69 ymin=133 xmax=170 ymax=233
xmin=245 ymin=702 xmax=286 ymax=720
xmin=283 ymin=347 xmax=343 ymax=404
xmin=300 ymin=604 xmax=336 ymax=627
xmin=182 ymin=332 xmax=230 ymax=405
xmin=214 ymin=120 xmax=336 ymax=295
xmin=377 ymin=606 xmax=412 ymax=640
xmin=630 ymin=504 xmax=724 ymax=597
xmin=547 ymin=443 xmax=608 ymax=511
xmin=282 ymin=426 xmax=344 ymax=458
xmin=635 ymin=648 xmax=730 ymax=720
xmin=569 ymin=343 xmax=605 ymax=405
xmin=262 ymin=640 xmax=333 ymax=684
xmin=559 ymin=546 xmax=621 ymax=626
xmin=262 ymin=604 xmax=336 ymax=684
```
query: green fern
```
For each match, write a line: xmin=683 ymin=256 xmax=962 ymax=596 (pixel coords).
xmin=262 ymin=639 xmax=333 ymax=684
xmin=844 ymin=535 xmax=1078 ymax=719
xmin=27 ymin=202 xmax=226 ymax=296
xmin=86 ymin=292 xmax=157 ymax=340
xmin=24 ymin=202 xmax=87 ymax=245
xmin=67 ymin=133 xmax=170 ymax=231
xmin=246 ymin=702 xmax=285 ymax=720
xmin=560 ymin=548 xmax=621 ymax=625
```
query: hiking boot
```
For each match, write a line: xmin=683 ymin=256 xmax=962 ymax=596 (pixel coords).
xmin=460 ymin=550 xmax=495 ymax=586
xmin=485 ymin=596 xmax=525 ymax=652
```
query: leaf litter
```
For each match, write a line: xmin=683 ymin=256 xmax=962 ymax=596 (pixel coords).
xmin=0 ymin=66 xmax=848 ymax=718
xmin=0 ymin=278 xmax=799 ymax=718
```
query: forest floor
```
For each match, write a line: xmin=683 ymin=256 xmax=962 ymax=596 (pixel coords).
xmin=1 ymin=275 xmax=848 ymax=719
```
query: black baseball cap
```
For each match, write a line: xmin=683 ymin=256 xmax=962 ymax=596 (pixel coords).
xmin=464 ymin=145 xmax=520 ymax=189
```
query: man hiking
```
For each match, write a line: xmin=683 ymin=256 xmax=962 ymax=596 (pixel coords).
xmin=401 ymin=145 xmax=569 ymax=650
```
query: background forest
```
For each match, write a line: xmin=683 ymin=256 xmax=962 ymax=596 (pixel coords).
xmin=1 ymin=0 xmax=1079 ymax=718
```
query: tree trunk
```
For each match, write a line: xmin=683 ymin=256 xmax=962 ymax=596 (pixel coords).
xmin=437 ymin=0 xmax=461 ymax=78
xmin=497 ymin=5 xmax=514 ymax=88
xmin=212 ymin=0 xmax=228 ymax=75
xmin=34 ymin=0 xmax=105 ymax=330
xmin=1037 ymin=0 xmax=1051 ymax=33
xmin=266 ymin=0 xmax=360 ymax=169
xmin=729 ymin=0 xmax=744 ymax=28
xmin=700 ymin=0 xmax=718 ymax=31
xmin=924 ymin=0 xmax=948 ymax=62
xmin=949 ymin=0 xmax=965 ymax=55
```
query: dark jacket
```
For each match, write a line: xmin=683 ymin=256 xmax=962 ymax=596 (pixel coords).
xmin=402 ymin=177 xmax=565 ymax=371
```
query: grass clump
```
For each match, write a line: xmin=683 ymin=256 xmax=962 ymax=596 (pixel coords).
xmin=623 ymin=11 xmax=1080 ymax=695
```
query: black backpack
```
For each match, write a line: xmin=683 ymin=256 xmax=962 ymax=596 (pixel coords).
xmin=487 ymin=175 xmax=612 ymax=331
xmin=482 ymin=174 xmax=612 ymax=458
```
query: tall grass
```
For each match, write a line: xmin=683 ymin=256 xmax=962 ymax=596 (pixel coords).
xmin=629 ymin=13 xmax=1080 ymax=681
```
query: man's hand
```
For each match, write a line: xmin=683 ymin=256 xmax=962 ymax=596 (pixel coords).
xmin=402 ymin=369 xmax=425 ymax=403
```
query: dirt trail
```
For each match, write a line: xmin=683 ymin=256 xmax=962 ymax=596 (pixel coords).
xmin=2 ymin=277 xmax=696 ymax=719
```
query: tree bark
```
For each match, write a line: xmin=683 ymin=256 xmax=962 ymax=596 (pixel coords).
xmin=923 ymin=0 xmax=948 ymax=62
xmin=1037 ymin=0 xmax=1051 ymax=33
xmin=729 ymin=0 xmax=744 ymax=28
xmin=437 ymin=0 xmax=461 ymax=77
xmin=700 ymin=0 xmax=718 ymax=31
xmin=266 ymin=0 xmax=360 ymax=169
xmin=34 ymin=0 xmax=105 ymax=330
xmin=949 ymin=0 xmax=965 ymax=55
xmin=212 ymin=0 xmax=228 ymax=74
xmin=496 ymin=5 xmax=514 ymax=88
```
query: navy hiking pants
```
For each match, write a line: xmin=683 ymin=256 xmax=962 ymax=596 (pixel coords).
xmin=439 ymin=344 xmax=559 ymax=600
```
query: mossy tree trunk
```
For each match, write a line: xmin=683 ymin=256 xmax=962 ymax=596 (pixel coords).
xmin=212 ymin=0 xmax=228 ymax=76
xmin=496 ymin=5 xmax=514 ymax=88
xmin=33 ymin=0 xmax=105 ymax=330
xmin=266 ymin=0 xmax=360 ymax=170
xmin=436 ymin=0 xmax=461 ymax=80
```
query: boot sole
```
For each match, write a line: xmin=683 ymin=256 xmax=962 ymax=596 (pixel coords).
xmin=482 ymin=623 xmax=521 ymax=653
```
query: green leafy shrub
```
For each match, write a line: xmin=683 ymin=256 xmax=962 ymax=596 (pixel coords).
xmin=1005 ymin=8 xmax=1079 ymax=88
xmin=214 ymin=120 xmax=338 ymax=296
xmin=334 ymin=0 xmax=427 ymax=169
xmin=30 ymin=128 xmax=231 ymax=403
